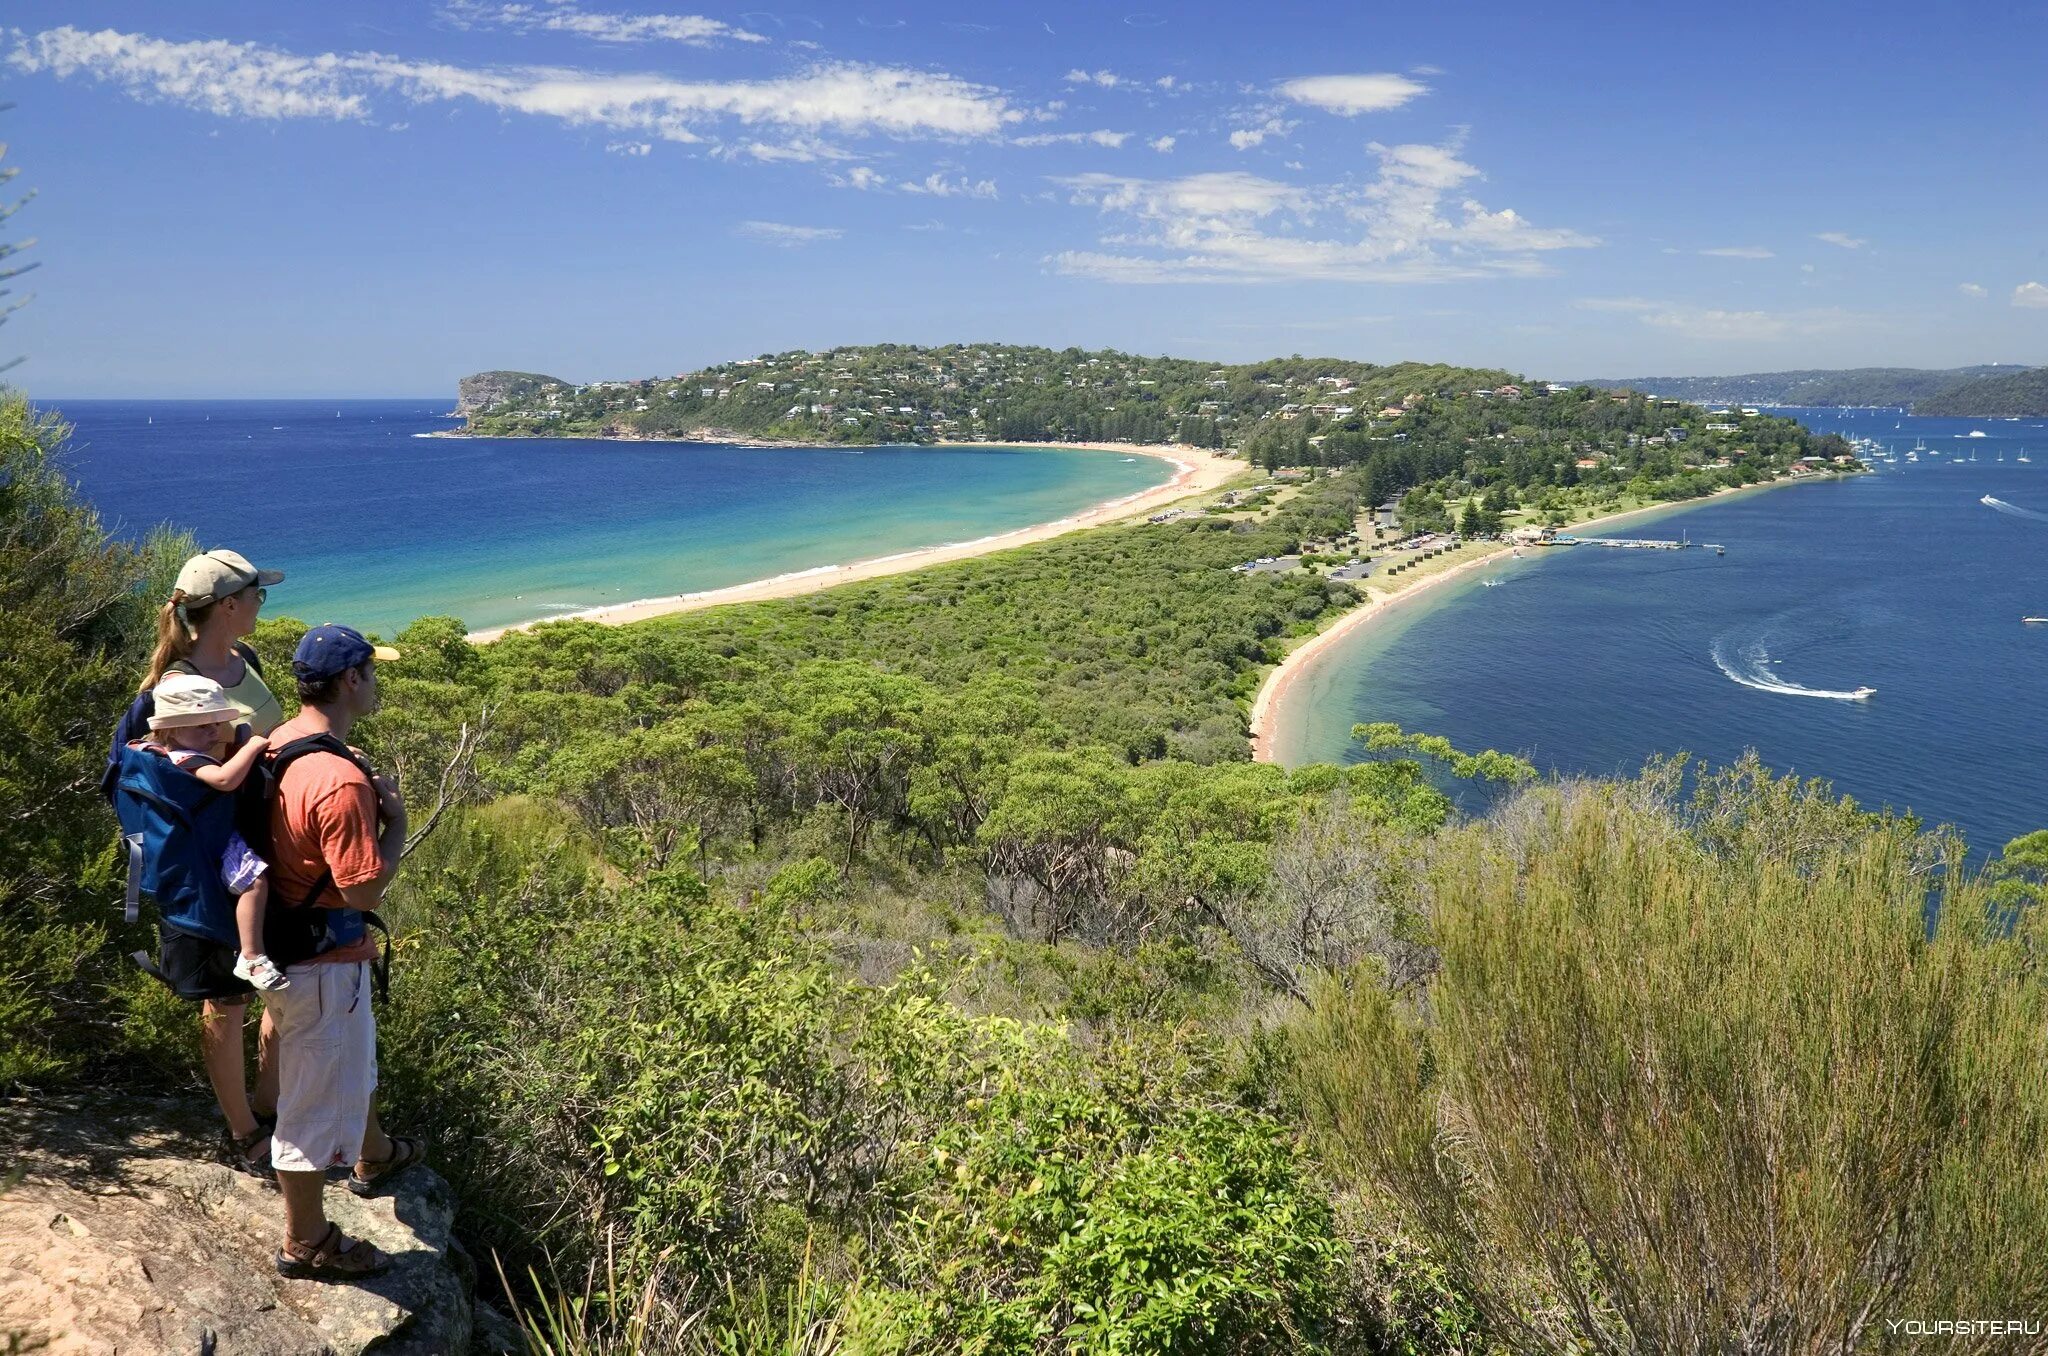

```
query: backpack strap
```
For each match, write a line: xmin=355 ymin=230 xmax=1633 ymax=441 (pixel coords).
xmin=267 ymin=733 xmax=394 ymax=996
xmin=267 ymin=735 xmax=355 ymax=915
xmin=123 ymin=833 xmax=145 ymax=924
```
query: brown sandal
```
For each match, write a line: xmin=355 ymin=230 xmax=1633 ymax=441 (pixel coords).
xmin=275 ymin=1223 xmax=391 ymax=1281
xmin=346 ymin=1134 xmax=425 ymax=1198
xmin=224 ymin=1124 xmax=276 ymax=1182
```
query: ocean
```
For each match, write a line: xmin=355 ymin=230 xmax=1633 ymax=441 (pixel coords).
xmin=44 ymin=399 xmax=1170 ymax=636
xmin=1272 ymin=409 xmax=2048 ymax=859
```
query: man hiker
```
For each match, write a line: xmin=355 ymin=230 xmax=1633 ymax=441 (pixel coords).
xmin=264 ymin=624 xmax=426 ymax=1281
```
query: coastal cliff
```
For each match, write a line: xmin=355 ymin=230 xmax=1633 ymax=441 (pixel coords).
xmin=456 ymin=370 xmax=567 ymax=419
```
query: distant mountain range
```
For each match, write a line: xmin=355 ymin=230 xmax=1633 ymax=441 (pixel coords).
xmin=1575 ymin=365 xmax=2044 ymax=412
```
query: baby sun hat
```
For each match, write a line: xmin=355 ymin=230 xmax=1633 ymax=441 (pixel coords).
xmin=148 ymin=672 xmax=238 ymax=730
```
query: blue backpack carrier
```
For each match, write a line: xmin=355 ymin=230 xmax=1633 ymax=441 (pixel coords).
xmin=110 ymin=730 xmax=394 ymax=996
xmin=110 ymin=743 xmax=243 ymax=954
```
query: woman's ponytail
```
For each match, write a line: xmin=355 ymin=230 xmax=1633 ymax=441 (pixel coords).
xmin=139 ymin=589 xmax=209 ymax=692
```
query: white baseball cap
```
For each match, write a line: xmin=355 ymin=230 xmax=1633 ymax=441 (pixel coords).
xmin=173 ymin=549 xmax=284 ymax=606
xmin=148 ymin=673 xmax=239 ymax=730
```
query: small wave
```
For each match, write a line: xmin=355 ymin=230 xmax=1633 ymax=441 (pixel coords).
xmin=1711 ymin=638 xmax=1871 ymax=701
xmin=1982 ymin=495 xmax=2048 ymax=524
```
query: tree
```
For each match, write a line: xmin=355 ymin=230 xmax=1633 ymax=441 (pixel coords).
xmin=0 ymin=113 xmax=35 ymax=371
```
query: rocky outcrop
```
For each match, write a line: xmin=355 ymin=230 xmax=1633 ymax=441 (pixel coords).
xmin=0 ymin=1091 xmax=477 ymax=1355
xmin=455 ymin=371 xmax=566 ymax=419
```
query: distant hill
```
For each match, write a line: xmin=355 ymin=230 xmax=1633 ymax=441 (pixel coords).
xmin=456 ymin=343 xmax=1520 ymax=446
xmin=1912 ymin=366 xmax=2048 ymax=417
xmin=1576 ymin=366 xmax=2018 ymax=409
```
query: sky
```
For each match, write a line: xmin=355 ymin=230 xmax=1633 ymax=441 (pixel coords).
xmin=5 ymin=0 xmax=2047 ymax=397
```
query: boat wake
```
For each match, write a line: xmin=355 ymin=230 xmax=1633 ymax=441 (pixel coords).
xmin=1711 ymin=638 xmax=1874 ymax=701
xmin=1981 ymin=495 xmax=2048 ymax=524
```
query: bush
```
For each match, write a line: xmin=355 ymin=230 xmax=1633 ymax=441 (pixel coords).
xmin=0 ymin=396 xmax=183 ymax=1087
xmin=1291 ymin=767 xmax=2048 ymax=1352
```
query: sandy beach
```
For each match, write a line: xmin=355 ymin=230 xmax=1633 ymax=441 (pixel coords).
xmin=469 ymin=442 xmax=1243 ymax=643
xmin=1247 ymin=476 xmax=1820 ymax=763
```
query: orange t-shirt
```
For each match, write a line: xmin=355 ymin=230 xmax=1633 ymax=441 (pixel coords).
xmin=266 ymin=716 xmax=384 ymax=907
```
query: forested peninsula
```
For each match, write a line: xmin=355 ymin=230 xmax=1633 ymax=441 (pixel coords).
xmin=1913 ymin=363 xmax=2048 ymax=417
xmin=1577 ymin=363 xmax=2023 ymax=408
xmin=10 ymin=368 xmax=2041 ymax=1352
xmin=459 ymin=344 xmax=1856 ymax=510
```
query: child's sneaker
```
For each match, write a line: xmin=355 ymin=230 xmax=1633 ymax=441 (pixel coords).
xmin=235 ymin=952 xmax=291 ymax=991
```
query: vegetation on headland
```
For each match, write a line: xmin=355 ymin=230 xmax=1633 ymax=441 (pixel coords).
xmin=8 ymin=381 xmax=2042 ymax=1354
xmin=1579 ymin=363 xmax=2023 ymax=409
xmin=460 ymin=345 xmax=1521 ymax=446
xmin=1913 ymin=363 xmax=2048 ymax=417
xmin=460 ymin=345 xmax=1857 ymax=513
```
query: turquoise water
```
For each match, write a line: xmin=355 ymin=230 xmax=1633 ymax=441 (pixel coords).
xmin=50 ymin=399 xmax=1170 ymax=635
xmin=1274 ymin=409 xmax=2048 ymax=858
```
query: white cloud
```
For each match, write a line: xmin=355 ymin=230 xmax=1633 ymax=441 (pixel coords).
xmin=723 ymin=137 xmax=853 ymax=162
xmin=900 ymin=172 xmax=999 ymax=199
xmin=1576 ymin=297 xmax=1862 ymax=341
xmin=829 ymin=165 xmax=887 ymax=190
xmin=1064 ymin=68 xmax=1123 ymax=87
xmin=2016 ymin=282 xmax=2048 ymax=308
xmin=1814 ymin=231 xmax=1867 ymax=250
xmin=1573 ymin=297 xmax=1658 ymax=313
xmin=734 ymin=220 xmax=843 ymax=246
xmin=1050 ymin=141 xmax=1596 ymax=285
xmin=1277 ymin=73 xmax=1428 ymax=115
xmin=1229 ymin=116 xmax=1295 ymax=150
xmin=8 ymin=26 xmax=1020 ymax=144
xmin=439 ymin=1 xmax=767 ymax=45
xmin=605 ymin=139 xmax=650 ymax=155
xmin=1959 ymin=282 xmax=1987 ymax=297
xmin=1149 ymin=135 xmax=1176 ymax=153
xmin=1155 ymin=75 xmax=1177 ymax=89
xmin=1012 ymin=129 xmax=1130 ymax=148
xmin=1699 ymin=246 xmax=1774 ymax=259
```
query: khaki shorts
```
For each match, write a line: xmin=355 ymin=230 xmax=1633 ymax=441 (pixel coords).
xmin=268 ymin=960 xmax=377 ymax=1174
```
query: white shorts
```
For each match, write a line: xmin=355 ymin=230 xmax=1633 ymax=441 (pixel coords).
xmin=268 ymin=960 xmax=377 ymax=1174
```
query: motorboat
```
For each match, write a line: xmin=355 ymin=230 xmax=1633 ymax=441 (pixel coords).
xmin=1849 ymin=686 xmax=1877 ymax=700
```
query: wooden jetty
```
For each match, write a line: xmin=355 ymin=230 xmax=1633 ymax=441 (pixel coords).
xmin=1553 ymin=535 xmax=1726 ymax=555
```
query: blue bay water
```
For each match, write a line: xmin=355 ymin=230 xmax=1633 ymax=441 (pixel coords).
xmin=1276 ymin=409 xmax=2048 ymax=858
xmin=46 ymin=399 xmax=1170 ymax=636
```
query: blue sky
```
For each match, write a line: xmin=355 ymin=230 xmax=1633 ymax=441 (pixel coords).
xmin=6 ymin=0 xmax=2047 ymax=396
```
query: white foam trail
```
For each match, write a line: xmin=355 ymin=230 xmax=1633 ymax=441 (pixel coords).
xmin=1981 ymin=495 xmax=2048 ymax=524
xmin=1711 ymin=638 xmax=1870 ymax=701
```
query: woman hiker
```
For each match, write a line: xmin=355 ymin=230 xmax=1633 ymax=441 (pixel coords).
xmin=107 ymin=548 xmax=287 ymax=1176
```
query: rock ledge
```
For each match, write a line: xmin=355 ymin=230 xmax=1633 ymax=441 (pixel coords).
xmin=1 ymin=1090 xmax=475 ymax=1355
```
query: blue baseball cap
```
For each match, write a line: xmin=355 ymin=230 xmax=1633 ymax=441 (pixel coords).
xmin=293 ymin=624 xmax=401 ymax=680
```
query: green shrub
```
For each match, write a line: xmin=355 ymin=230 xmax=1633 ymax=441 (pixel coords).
xmin=1292 ymin=768 xmax=2048 ymax=1352
xmin=0 ymin=396 xmax=182 ymax=1087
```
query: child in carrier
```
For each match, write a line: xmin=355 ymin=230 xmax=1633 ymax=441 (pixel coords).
xmin=142 ymin=672 xmax=290 ymax=991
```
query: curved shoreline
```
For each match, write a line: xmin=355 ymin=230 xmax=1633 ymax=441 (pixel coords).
xmin=1248 ymin=476 xmax=1824 ymax=764
xmin=469 ymin=442 xmax=1242 ymax=643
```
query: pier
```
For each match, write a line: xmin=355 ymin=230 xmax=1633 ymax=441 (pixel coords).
xmin=1552 ymin=535 xmax=1727 ymax=554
